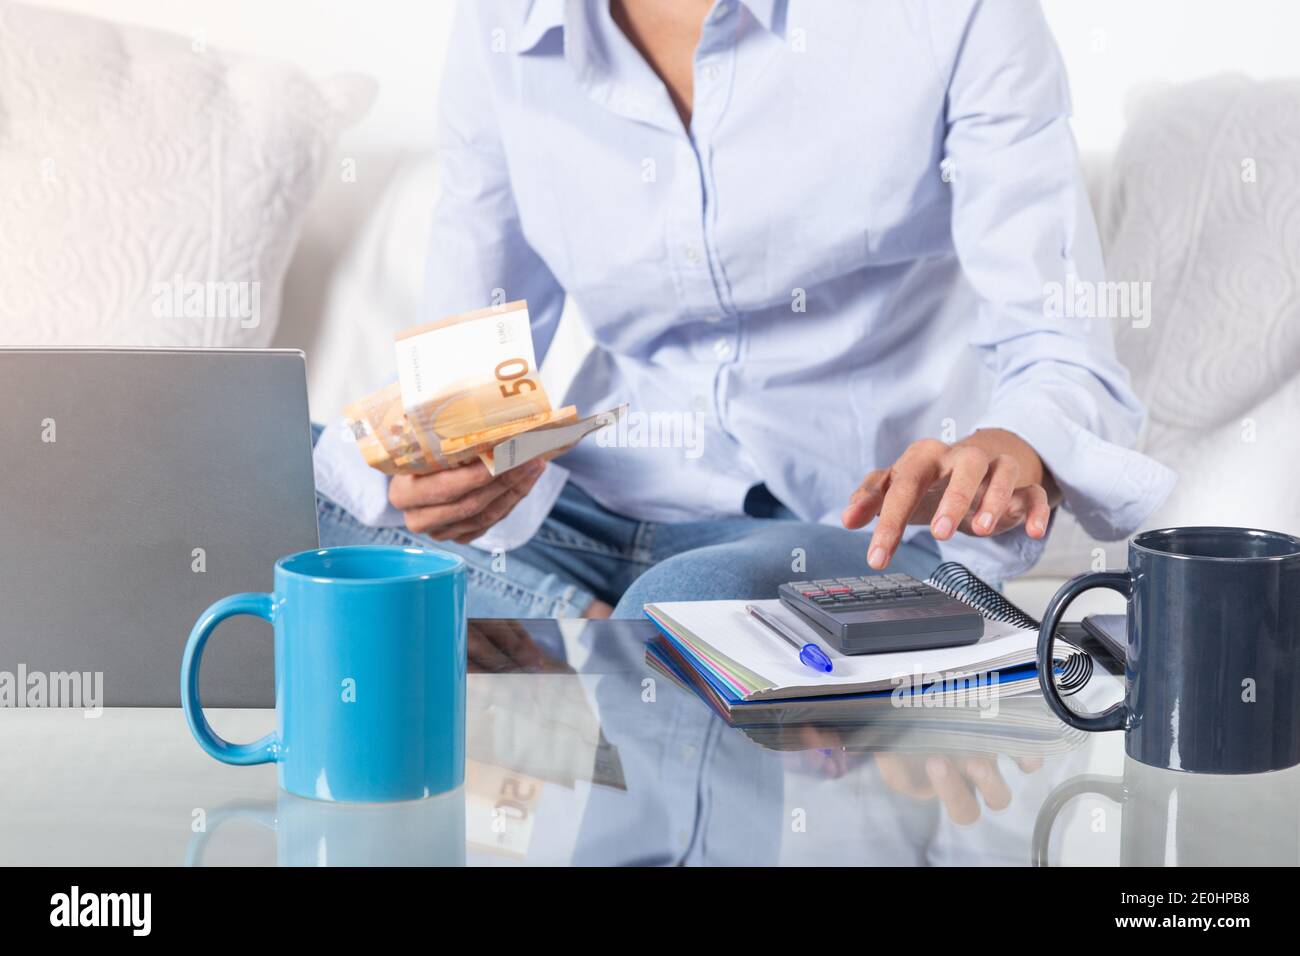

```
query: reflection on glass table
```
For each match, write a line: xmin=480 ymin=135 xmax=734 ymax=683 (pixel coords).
xmin=451 ymin=619 xmax=1300 ymax=867
xmin=454 ymin=619 xmax=1104 ymax=866
xmin=187 ymin=790 xmax=466 ymax=867
xmin=1034 ymin=757 xmax=1300 ymax=867
xmin=7 ymin=618 xmax=1295 ymax=866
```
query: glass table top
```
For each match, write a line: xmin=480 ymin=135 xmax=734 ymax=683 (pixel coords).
xmin=1 ymin=618 xmax=1296 ymax=866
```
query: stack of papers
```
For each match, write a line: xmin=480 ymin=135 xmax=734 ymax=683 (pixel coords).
xmin=644 ymin=599 xmax=1076 ymax=726
xmin=650 ymin=645 xmax=1087 ymax=758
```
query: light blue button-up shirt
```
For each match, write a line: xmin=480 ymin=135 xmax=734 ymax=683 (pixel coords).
xmin=316 ymin=0 xmax=1175 ymax=581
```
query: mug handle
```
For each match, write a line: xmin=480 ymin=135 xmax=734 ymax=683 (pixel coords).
xmin=1037 ymin=570 xmax=1132 ymax=733
xmin=184 ymin=801 xmax=277 ymax=867
xmin=1031 ymin=774 xmax=1125 ymax=867
xmin=181 ymin=593 xmax=280 ymax=765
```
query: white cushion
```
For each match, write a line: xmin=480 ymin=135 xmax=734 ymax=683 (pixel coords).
xmin=0 ymin=0 xmax=373 ymax=348
xmin=1031 ymin=74 xmax=1300 ymax=578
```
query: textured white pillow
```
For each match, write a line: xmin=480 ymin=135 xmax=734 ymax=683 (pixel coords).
xmin=1032 ymin=75 xmax=1300 ymax=577
xmin=0 ymin=0 xmax=374 ymax=348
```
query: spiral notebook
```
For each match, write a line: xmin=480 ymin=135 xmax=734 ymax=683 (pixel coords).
xmin=643 ymin=562 xmax=1092 ymax=721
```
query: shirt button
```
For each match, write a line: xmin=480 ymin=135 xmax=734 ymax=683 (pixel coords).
xmin=701 ymin=63 xmax=721 ymax=83
xmin=713 ymin=340 xmax=732 ymax=360
xmin=684 ymin=243 xmax=702 ymax=264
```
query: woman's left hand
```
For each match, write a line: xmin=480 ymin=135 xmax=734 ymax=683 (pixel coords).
xmin=842 ymin=429 xmax=1059 ymax=570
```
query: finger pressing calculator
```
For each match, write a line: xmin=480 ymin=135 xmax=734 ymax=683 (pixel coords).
xmin=777 ymin=573 xmax=984 ymax=655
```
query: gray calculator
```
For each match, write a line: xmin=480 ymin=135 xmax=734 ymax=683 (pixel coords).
xmin=778 ymin=573 xmax=984 ymax=655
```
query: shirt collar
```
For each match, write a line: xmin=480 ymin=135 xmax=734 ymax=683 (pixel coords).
xmin=740 ymin=0 xmax=785 ymax=36
xmin=514 ymin=0 xmax=785 ymax=55
xmin=515 ymin=0 xmax=565 ymax=54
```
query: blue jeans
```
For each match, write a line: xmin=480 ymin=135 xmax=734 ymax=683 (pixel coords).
xmin=313 ymin=430 xmax=942 ymax=619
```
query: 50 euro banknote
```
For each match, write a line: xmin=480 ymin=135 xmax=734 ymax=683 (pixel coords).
xmin=343 ymin=300 xmax=625 ymax=477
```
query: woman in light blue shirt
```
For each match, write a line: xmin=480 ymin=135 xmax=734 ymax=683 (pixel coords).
xmin=315 ymin=0 xmax=1174 ymax=618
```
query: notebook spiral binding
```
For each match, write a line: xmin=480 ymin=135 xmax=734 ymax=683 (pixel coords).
xmin=926 ymin=562 xmax=1092 ymax=696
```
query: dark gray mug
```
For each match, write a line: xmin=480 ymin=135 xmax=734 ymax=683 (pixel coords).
xmin=1038 ymin=526 xmax=1300 ymax=773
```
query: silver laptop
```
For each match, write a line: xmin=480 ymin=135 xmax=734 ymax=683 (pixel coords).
xmin=0 ymin=348 xmax=319 ymax=707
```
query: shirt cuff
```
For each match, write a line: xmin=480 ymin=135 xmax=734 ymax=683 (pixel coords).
xmin=923 ymin=525 xmax=1047 ymax=587
xmin=313 ymin=419 xmax=405 ymax=527
xmin=312 ymin=417 xmax=569 ymax=552
xmin=973 ymin=402 xmax=1177 ymax=541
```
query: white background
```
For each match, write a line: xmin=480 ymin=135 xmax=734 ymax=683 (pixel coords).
xmin=25 ymin=0 xmax=1300 ymax=155
xmin=22 ymin=0 xmax=1300 ymax=453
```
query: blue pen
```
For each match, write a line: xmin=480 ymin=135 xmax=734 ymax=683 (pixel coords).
xmin=745 ymin=603 xmax=834 ymax=673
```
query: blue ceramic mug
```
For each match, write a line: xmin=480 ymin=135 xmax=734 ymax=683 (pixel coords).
xmin=181 ymin=546 xmax=467 ymax=802
xmin=1038 ymin=527 xmax=1300 ymax=774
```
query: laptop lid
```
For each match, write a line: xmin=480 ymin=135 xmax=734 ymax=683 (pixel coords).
xmin=0 ymin=348 xmax=319 ymax=707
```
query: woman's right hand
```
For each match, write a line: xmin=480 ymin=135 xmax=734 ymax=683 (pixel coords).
xmin=388 ymin=458 xmax=546 ymax=544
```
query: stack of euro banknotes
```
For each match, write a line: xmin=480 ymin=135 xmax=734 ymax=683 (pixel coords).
xmin=344 ymin=300 xmax=624 ymax=477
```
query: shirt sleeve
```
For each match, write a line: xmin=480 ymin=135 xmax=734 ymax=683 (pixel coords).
xmin=934 ymin=0 xmax=1176 ymax=545
xmin=422 ymin=0 xmax=566 ymax=362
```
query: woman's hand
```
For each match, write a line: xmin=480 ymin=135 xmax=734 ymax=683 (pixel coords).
xmin=874 ymin=752 xmax=1044 ymax=825
xmin=842 ymin=429 xmax=1059 ymax=570
xmin=389 ymin=459 xmax=546 ymax=544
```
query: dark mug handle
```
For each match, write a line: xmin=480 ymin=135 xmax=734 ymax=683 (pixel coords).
xmin=1037 ymin=571 xmax=1132 ymax=732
